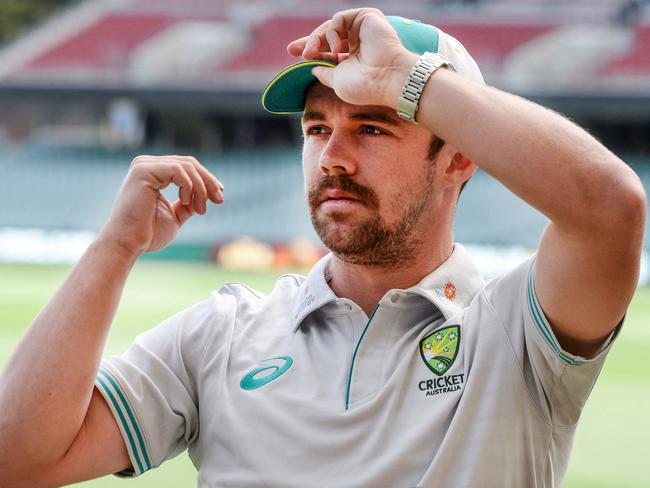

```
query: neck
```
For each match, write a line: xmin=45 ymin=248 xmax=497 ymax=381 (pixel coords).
xmin=326 ymin=239 xmax=454 ymax=316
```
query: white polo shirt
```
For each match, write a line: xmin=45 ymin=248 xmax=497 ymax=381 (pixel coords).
xmin=95 ymin=244 xmax=615 ymax=487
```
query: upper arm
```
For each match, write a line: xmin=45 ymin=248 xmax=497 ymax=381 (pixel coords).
xmin=535 ymin=190 xmax=645 ymax=358
xmin=41 ymin=388 xmax=131 ymax=486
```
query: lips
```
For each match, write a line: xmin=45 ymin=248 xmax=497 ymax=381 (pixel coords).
xmin=319 ymin=189 xmax=362 ymax=205
xmin=308 ymin=176 xmax=379 ymax=212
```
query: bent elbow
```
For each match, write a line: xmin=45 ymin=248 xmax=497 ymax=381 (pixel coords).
xmin=593 ymin=165 xmax=648 ymax=237
xmin=618 ymin=172 xmax=647 ymax=234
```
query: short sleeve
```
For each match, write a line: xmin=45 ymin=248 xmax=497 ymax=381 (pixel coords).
xmin=482 ymin=255 xmax=620 ymax=426
xmin=94 ymin=297 xmax=218 ymax=477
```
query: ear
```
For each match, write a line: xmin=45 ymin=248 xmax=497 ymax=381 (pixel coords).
xmin=440 ymin=145 xmax=477 ymax=189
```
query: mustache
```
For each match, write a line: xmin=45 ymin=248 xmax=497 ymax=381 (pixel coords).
xmin=307 ymin=175 xmax=379 ymax=210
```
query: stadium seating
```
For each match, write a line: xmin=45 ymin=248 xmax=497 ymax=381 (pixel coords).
xmin=24 ymin=14 xmax=176 ymax=71
xmin=600 ymin=24 xmax=650 ymax=75
xmin=221 ymin=16 xmax=555 ymax=85
xmin=3 ymin=0 xmax=647 ymax=88
xmin=222 ymin=16 xmax=321 ymax=71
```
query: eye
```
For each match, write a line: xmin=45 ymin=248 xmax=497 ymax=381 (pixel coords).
xmin=304 ymin=125 xmax=329 ymax=136
xmin=361 ymin=125 xmax=385 ymax=136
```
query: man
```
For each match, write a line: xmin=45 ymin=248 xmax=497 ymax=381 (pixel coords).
xmin=0 ymin=8 xmax=646 ymax=488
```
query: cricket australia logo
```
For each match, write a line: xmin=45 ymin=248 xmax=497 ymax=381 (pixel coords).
xmin=420 ymin=326 xmax=460 ymax=376
xmin=418 ymin=326 xmax=464 ymax=397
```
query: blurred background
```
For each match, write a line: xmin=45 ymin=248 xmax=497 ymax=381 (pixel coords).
xmin=0 ymin=0 xmax=648 ymax=487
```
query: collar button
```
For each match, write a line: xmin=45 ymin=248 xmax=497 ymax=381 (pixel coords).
xmin=390 ymin=294 xmax=400 ymax=303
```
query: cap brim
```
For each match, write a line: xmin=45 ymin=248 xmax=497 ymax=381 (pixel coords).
xmin=262 ymin=60 xmax=337 ymax=114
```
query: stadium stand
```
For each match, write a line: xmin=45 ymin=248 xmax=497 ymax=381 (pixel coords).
xmin=0 ymin=0 xmax=647 ymax=260
xmin=0 ymin=0 xmax=646 ymax=90
xmin=24 ymin=14 xmax=175 ymax=71
xmin=601 ymin=24 xmax=650 ymax=75
xmin=222 ymin=17 xmax=319 ymax=71
xmin=0 ymin=145 xmax=550 ymax=249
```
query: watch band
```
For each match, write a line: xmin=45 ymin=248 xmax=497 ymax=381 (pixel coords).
xmin=397 ymin=52 xmax=450 ymax=124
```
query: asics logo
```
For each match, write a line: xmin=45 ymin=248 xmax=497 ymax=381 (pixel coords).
xmin=240 ymin=356 xmax=293 ymax=390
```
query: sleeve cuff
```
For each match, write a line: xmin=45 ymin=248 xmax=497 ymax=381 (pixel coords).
xmin=526 ymin=266 xmax=620 ymax=366
xmin=95 ymin=366 xmax=153 ymax=477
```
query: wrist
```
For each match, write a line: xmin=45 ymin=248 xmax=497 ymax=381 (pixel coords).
xmin=94 ymin=229 xmax=144 ymax=263
xmin=396 ymin=52 xmax=451 ymax=123
xmin=380 ymin=51 xmax=419 ymax=110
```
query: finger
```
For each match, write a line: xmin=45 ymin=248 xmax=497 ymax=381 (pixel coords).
xmin=288 ymin=36 xmax=309 ymax=57
xmin=191 ymin=161 xmax=225 ymax=204
xmin=163 ymin=157 xmax=208 ymax=214
xmin=327 ymin=11 xmax=354 ymax=53
xmin=131 ymin=159 xmax=194 ymax=206
xmin=301 ymin=19 xmax=332 ymax=58
xmin=325 ymin=28 xmax=343 ymax=55
xmin=170 ymin=169 xmax=194 ymax=206
xmin=334 ymin=8 xmax=383 ymax=54
xmin=172 ymin=200 xmax=195 ymax=226
xmin=309 ymin=51 xmax=350 ymax=63
xmin=180 ymin=161 xmax=208 ymax=215
xmin=311 ymin=66 xmax=335 ymax=89
xmin=303 ymin=32 xmax=332 ymax=59
xmin=310 ymin=52 xmax=337 ymax=62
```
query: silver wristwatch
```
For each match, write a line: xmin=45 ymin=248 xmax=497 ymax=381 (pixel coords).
xmin=397 ymin=52 xmax=450 ymax=124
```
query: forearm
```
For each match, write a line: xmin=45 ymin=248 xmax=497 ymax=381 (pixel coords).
xmin=0 ymin=234 xmax=138 ymax=471
xmin=413 ymin=65 xmax=646 ymax=346
xmin=415 ymin=68 xmax=643 ymax=230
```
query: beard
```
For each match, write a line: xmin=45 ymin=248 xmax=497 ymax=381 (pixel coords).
xmin=307 ymin=166 xmax=436 ymax=269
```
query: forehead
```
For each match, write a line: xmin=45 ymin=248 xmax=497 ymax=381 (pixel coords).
xmin=302 ymin=82 xmax=405 ymax=127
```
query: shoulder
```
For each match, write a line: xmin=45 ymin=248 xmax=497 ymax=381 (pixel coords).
xmin=212 ymin=272 xmax=305 ymax=308
xmin=482 ymin=255 xmax=536 ymax=306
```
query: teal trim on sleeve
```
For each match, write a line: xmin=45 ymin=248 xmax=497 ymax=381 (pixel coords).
xmin=97 ymin=368 xmax=153 ymax=471
xmin=345 ymin=304 xmax=379 ymax=410
xmin=96 ymin=374 xmax=145 ymax=474
xmin=527 ymin=270 xmax=585 ymax=366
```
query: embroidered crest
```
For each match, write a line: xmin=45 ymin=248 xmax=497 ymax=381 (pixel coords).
xmin=419 ymin=326 xmax=461 ymax=376
xmin=443 ymin=281 xmax=457 ymax=301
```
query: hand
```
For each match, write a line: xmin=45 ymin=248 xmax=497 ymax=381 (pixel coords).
xmin=287 ymin=8 xmax=417 ymax=108
xmin=99 ymin=155 xmax=224 ymax=255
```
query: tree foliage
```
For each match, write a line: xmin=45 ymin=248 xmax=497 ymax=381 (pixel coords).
xmin=0 ymin=0 xmax=77 ymax=45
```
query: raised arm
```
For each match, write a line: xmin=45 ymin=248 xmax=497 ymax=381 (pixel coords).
xmin=0 ymin=156 xmax=223 ymax=486
xmin=410 ymin=69 xmax=646 ymax=356
xmin=292 ymin=8 xmax=647 ymax=357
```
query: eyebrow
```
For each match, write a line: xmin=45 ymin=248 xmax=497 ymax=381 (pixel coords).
xmin=302 ymin=110 xmax=326 ymax=123
xmin=302 ymin=110 xmax=402 ymax=127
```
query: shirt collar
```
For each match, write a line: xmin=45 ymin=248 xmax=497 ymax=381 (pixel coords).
xmin=292 ymin=243 xmax=485 ymax=331
xmin=292 ymin=253 xmax=337 ymax=331
xmin=408 ymin=243 xmax=485 ymax=315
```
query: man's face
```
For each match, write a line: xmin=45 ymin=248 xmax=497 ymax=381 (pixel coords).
xmin=301 ymin=83 xmax=444 ymax=268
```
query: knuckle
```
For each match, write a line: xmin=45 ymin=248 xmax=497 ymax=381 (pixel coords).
xmin=180 ymin=160 xmax=196 ymax=172
xmin=129 ymin=163 xmax=146 ymax=177
xmin=130 ymin=155 xmax=146 ymax=167
xmin=172 ymin=162 xmax=188 ymax=177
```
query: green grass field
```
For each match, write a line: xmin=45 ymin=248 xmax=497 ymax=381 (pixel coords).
xmin=1 ymin=261 xmax=649 ymax=487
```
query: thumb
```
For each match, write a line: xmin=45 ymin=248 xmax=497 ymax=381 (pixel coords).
xmin=311 ymin=66 xmax=334 ymax=89
xmin=173 ymin=200 xmax=195 ymax=226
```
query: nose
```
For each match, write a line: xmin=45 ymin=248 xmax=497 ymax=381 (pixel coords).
xmin=319 ymin=131 xmax=357 ymax=176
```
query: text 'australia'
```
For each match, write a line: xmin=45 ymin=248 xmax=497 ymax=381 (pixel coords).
xmin=418 ymin=374 xmax=465 ymax=397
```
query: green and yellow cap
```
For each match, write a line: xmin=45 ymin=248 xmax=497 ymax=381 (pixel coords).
xmin=262 ymin=15 xmax=484 ymax=114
